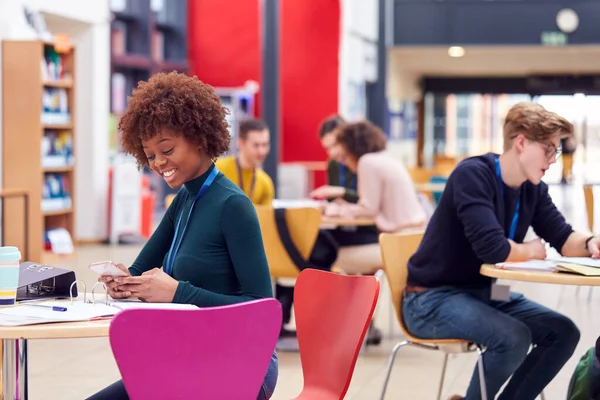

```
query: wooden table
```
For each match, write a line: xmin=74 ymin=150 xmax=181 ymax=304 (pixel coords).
xmin=414 ymin=182 xmax=446 ymax=193
xmin=480 ymin=264 xmax=600 ymax=286
xmin=0 ymin=305 xmax=110 ymax=399
xmin=320 ymin=216 xmax=375 ymax=227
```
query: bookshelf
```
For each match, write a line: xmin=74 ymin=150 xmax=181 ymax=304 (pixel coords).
xmin=109 ymin=0 xmax=188 ymax=124
xmin=2 ymin=40 xmax=77 ymax=262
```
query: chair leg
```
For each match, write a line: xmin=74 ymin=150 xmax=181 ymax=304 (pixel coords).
xmin=379 ymin=340 xmax=410 ymax=400
xmin=437 ymin=353 xmax=449 ymax=400
xmin=476 ymin=345 xmax=488 ymax=400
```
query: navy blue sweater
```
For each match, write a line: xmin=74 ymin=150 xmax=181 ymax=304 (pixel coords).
xmin=407 ymin=152 xmax=574 ymax=288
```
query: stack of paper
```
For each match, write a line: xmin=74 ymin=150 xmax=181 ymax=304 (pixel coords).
xmin=550 ymin=257 xmax=600 ymax=276
xmin=495 ymin=257 xmax=600 ymax=276
xmin=495 ymin=260 xmax=558 ymax=272
xmin=0 ymin=300 xmax=199 ymax=327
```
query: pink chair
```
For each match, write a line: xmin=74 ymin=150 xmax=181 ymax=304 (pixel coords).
xmin=109 ymin=298 xmax=282 ymax=400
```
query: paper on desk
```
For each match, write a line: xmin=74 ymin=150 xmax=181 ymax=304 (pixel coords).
xmin=494 ymin=260 xmax=557 ymax=272
xmin=549 ymin=257 xmax=600 ymax=268
xmin=272 ymin=199 xmax=327 ymax=209
xmin=109 ymin=300 xmax=198 ymax=311
xmin=0 ymin=300 xmax=199 ymax=326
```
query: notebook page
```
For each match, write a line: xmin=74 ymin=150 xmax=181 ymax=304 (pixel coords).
xmin=494 ymin=260 xmax=557 ymax=272
xmin=0 ymin=301 xmax=118 ymax=325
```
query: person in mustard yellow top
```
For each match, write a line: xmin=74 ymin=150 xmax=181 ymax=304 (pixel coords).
xmin=216 ymin=119 xmax=274 ymax=205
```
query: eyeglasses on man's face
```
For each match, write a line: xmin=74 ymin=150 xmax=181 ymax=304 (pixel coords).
xmin=510 ymin=134 xmax=562 ymax=160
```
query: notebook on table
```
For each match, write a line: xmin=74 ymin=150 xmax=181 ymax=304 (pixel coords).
xmin=0 ymin=299 xmax=198 ymax=327
xmin=495 ymin=257 xmax=600 ymax=277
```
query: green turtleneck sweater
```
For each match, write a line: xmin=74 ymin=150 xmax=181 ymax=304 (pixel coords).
xmin=129 ymin=163 xmax=273 ymax=307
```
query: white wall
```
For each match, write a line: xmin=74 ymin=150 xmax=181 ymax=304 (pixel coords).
xmin=0 ymin=0 xmax=110 ymax=241
xmin=338 ymin=0 xmax=379 ymax=121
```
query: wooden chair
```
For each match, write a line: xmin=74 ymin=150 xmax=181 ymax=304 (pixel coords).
xmin=584 ymin=184 xmax=594 ymax=232
xmin=254 ymin=206 xmax=321 ymax=278
xmin=378 ymin=232 xmax=487 ymax=400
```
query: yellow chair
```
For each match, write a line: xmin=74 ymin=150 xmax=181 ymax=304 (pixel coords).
xmin=255 ymin=206 xmax=321 ymax=278
xmin=165 ymin=194 xmax=176 ymax=209
xmin=378 ymin=232 xmax=487 ymax=400
xmin=584 ymin=184 xmax=594 ymax=232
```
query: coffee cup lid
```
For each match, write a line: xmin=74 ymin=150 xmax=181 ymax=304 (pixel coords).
xmin=0 ymin=246 xmax=21 ymax=262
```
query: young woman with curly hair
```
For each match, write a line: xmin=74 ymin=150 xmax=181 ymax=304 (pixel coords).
xmin=86 ymin=72 xmax=278 ymax=400
xmin=324 ymin=120 xmax=428 ymax=232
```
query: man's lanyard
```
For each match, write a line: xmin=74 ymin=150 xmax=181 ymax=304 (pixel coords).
xmin=494 ymin=157 xmax=520 ymax=240
xmin=165 ymin=166 xmax=219 ymax=276
xmin=236 ymin=157 xmax=256 ymax=199
xmin=339 ymin=163 xmax=356 ymax=190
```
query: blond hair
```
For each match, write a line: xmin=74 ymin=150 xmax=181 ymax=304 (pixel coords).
xmin=503 ymin=102 xmax=573 ymax=151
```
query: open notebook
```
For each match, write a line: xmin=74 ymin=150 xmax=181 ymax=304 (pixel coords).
xmin=495 ymin=257 xmax=600 ymax=276
xmin=0 ymin=300 xmax=198 ymax=327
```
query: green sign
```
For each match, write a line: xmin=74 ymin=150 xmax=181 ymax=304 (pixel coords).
xmin=541 ymin=31 xmax=568 ymax=46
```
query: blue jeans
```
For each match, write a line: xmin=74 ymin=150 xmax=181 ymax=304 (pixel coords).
xmin=402 ymin=286 xmax=580 ymax=400
xmin=87 ymin=351 xmax=278 ymax=399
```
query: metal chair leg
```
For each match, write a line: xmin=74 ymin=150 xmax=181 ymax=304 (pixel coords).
xmin=379 ymin=340 xmax=410 ymax=400
xmin=437 ymin=353 xmax=449 ymax=400
xmin=476 ymin=345 xmax=488 ymax=400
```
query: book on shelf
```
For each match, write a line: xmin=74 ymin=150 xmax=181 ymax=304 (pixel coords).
xmin=41 ymin=87 xmax=70 ymax=125
xmin=42 ymin=173 xmax=72 ymax=212
xmin=42 ymin=130 xmax=73 ymax=168
xmin=41 ymin=45 xmax=72 ymax=82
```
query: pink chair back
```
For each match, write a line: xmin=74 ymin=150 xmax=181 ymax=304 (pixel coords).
xmin=109 ymin=298 xmax=282 ymax=400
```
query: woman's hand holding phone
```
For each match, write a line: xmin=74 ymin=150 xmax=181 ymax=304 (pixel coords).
xmin=95 ymin=263 xmax=132 ymax=299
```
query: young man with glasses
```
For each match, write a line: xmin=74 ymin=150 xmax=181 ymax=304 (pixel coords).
xmin=403 ymin=102 xmax=599 ymax=400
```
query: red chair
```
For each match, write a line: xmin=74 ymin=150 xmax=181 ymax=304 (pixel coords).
xmin=109 ymin=298 xmax=281 ymax=400
xmin=293 ymin=269 xmax=380 ymax=400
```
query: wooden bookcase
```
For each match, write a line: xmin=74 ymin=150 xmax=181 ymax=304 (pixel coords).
xmin=2 ymin=40 xmax=76 ymax=262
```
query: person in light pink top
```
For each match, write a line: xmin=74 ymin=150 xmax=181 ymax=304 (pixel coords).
xmin=324 ymin=120 xmax=428 ymax=232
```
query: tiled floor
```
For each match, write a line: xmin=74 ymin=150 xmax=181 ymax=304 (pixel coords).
xmin=15 ymin=161 xmax=600 ymax=399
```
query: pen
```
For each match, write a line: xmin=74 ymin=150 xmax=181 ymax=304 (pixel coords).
xmin=29 ymin=304 xmax=67 ymax=312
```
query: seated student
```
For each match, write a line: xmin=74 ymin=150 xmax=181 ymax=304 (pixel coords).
xmin=404 ymin=102 xmax=598 ymax=400
xmin=216 ymin=118 xmax=275 ymax=205
xmin=312 ymin=114 xmax=358 ymax=202
xmin=312 ymin=121 xmax=428 ymax=344
xmin=86 ymin=72 xmax=277 ymax=400
xmin=323 ymin=120 xmax=428 ymax=234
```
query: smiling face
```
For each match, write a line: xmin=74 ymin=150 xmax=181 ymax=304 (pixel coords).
xmin=142 ymin=129 xmax=205 ymax=188
xmin=513 ymin=133 xmax=561 ymax=185
xmin=238 ymin=129 xmax=270 ymax=167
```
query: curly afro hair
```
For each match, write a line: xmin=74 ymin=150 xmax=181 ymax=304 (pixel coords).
xmin=118 ymin=71 xmax=231 ymax=167
xmin=335 ymin=120 xmax=387 ymax=159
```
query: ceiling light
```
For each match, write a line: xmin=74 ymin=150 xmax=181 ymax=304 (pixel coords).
xmin=448 ymin=46 xmax=465 ymax=58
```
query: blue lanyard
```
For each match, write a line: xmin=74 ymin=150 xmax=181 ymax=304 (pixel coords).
xmin=339 ymin=164 xmax=356 ymax=190
xmin=165 ymin=166 xmax=219 ymax=276
xmin=494 ymin=158 xmax=520 ymax=240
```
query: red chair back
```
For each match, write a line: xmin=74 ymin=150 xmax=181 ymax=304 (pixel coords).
xmin=293 ymin=269 xmax=380 ymax=399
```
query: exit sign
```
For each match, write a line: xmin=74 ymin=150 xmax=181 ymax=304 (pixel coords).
xmin=541 ymin=31 xmax=568 ymax=46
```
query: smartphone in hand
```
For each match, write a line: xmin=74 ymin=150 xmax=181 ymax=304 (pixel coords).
xmin=88 ymin=261 xmax=129 ymax=277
